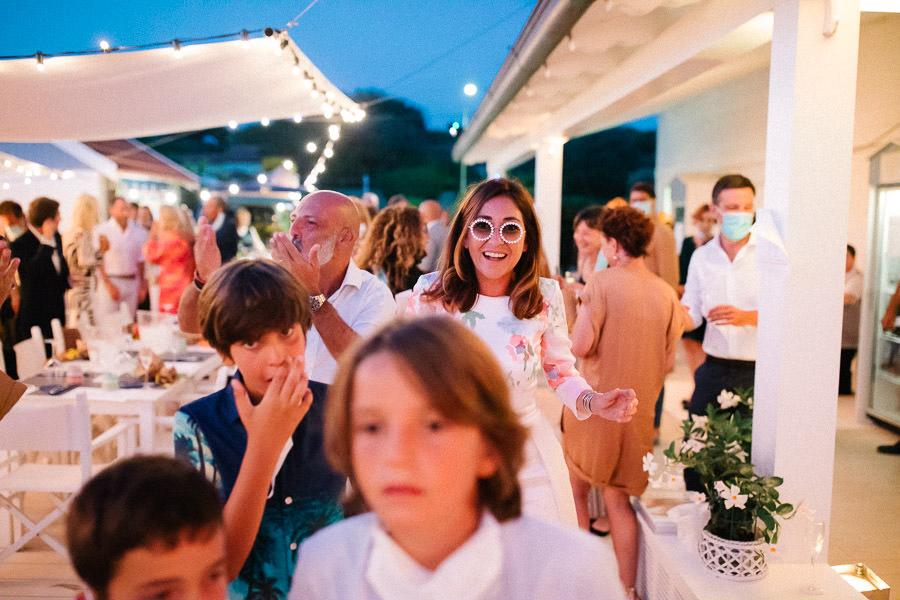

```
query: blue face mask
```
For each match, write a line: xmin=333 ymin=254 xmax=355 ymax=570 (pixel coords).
xmin=631 ymin=200 xmax=653 ymax=216
xmin=594 ymin=251 xmax=608 ymax=271
xmin=720 ymin=212 xmax=754 ymax=241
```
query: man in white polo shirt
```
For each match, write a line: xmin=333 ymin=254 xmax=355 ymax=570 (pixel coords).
xmin=681 ymin=174 xmax=759 ymax=417
xmin=94 ymin=197 xmax=148 ymax=319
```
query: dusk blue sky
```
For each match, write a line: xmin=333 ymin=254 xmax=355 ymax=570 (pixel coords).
xmin=1 ymin=1 xmax=535 ymax=131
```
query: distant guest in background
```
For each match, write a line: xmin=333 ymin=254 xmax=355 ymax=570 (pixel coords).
xmin=356 ymin=205 xmax=427 ymax=295
xmin=63 ymin=193 xmax=109 ymax=327
xmin=201 ymin=196 xmax=238 ymax=263
xmin=0 ymin=200 xmax=27 ymax=241
xmin=417 ymin=199 xmax=449 ymax=273
xmin=840 ymin=244 xmax=863 ymax=395
xmin=235 ymin=207 xmax=267 ymax=257
xmin=678 ymin=204 xmax=717 ymax=395
xmin=94 ymin=197 xmax=149 ymax=320
xmin=387 ymin=194 xmax=408 ymax=207
xmin=137 ymin=205 xmax=154 ymax=231
xmin=628 ymin=182 xmax=678 ymax=289
xmin=11 ymin=197 xmax=70 ymax=344
xmin=128 ymin=201 xmax=140 ymax=224
xmin=143 ymin=205 xmax=195 ymax=313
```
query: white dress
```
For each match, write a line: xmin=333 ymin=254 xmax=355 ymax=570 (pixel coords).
xmin=407 ymin=274 xmax=592 ymax=526
xmin=288 ymin=512 xmax=625 ymax=600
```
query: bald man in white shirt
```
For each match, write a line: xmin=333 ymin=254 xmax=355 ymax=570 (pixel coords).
xmin=681 ymin=174 xmax=759 ymax=417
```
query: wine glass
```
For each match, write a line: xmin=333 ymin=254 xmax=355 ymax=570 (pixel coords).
xmin=802 ymin=520 xmax=826 ymax=595
xmin=138 ymin=347 xmax=154 ymax=387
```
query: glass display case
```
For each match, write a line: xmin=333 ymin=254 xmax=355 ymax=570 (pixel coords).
xmin=869 ymin=143 xmax=900 ymax=427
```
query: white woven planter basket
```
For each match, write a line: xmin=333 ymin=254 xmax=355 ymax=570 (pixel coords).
xmin=697 ymin=528 xmax=768 ymax=581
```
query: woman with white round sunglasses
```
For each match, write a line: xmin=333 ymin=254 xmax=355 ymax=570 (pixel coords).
xmin=406 ymin=177 xmax=637 ymax=526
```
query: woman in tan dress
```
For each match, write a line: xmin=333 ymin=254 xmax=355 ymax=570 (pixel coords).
xmin=565 ymin=205 xmax=687 ymax=596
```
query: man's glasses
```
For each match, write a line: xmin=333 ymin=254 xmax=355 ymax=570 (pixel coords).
xmin=468 ymin=218 xmax=525 ymax=244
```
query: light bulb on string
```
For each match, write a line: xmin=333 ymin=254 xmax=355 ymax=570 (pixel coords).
xmin=100 ymin=40 xmax=111 ymax=52
xmin=172 ymin=39 xmax=182 ymax=59
xmin=228 ymin=120 xmax=238 ymax=130
xmin=310 ymin=89 xmax=320 ymax=100
xmin=16 ymin=165 xmax=24 ymax=173
xmin=322 ymin=104 xmax=334 ymax=119
xmin=1 ymin=183 xmax=8 ymax=190
xmin=228 ymin=183 xmax=240 ymax=195
xmin=24 ymin=177 xmax=31 ymax=185
xmin=292 ymin=56 xmax=301 ymax=76
xmin=567 ymin=35 xmax=576 ymax=52
xmin=323 ymin=147 xmax=334 ymax=158
xmin=325 ymin=90 xmax=334 ymax=101
xmin=257 ymin=173 xmax=268 ymax=185
xmin=241 ymin=30 xmax=250 ymax=48
xmin=328 ymin=125 xmax=341 ymax=141
xmin=35 ymin=52 xmax=45 ymax=71
xmin=261 ymin=118 xmax=270 ymax=127
xmin=293 ymin=114 xmax=303 ymax=123
xmin=306 ymin=142 xmax=317 ymax=153
xmin=50 ymin=172 xmax=59 ymax=180
xmin=283 ymin=159 xmax=294 ymax=170
xmin=199 ymin=189 xmax=211 ymax=201
xmin=3 ymin=160 xmax=11 ymax=168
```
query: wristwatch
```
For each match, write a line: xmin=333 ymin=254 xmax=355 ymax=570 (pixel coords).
xmin=310 ymin=293 xmax=327 ymax=312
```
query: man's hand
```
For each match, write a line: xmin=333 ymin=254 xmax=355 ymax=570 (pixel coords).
xmin=0 ymin=241 xmax=20 ymax=306
xmin=231 ymin=357 xmax=313 ymax=447
xmin=194 ymin=217 xmax=222 ymax=280
xmin=271 ymin=232 xmax=322 ymax=295
xmin=591 ymin=388 xmax=638 ymax=423
xmin=707 ymin=304 xmax=756 ymax=327
xmin=97 ymin=234 xmax=110 ymax=254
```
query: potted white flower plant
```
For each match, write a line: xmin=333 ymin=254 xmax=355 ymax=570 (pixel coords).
xmin=663 ymin=388 xmax=795 ymax=580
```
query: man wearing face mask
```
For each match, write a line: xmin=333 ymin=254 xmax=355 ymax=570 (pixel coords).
xmin=681 ymin=174 xmax=759 ymax=418
xmin=0 ymin=200 xmax=27 ymax=241
xmin=629 ymin=182 xmax=678 ymax=290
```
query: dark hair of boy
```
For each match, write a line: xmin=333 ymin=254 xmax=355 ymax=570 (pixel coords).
xmin=198 ymin=258 xmax=311 ymax=359
xmin=66 ymin=455 xmax=223 ymax=599
xmin=27 ymin=196 xmax=59 ymax=229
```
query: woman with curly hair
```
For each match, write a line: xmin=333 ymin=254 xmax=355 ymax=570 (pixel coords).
xmin=566 ymin=205 xmax=689 ymax=596
xmin=405 ymin=177 xmax=637 ymax=529
xmin=356 ymin=205 xmax=427 ymax=295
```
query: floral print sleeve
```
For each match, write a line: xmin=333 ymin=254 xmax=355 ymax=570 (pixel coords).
xmin=173 ymin=410 xmax=223 ymax=496
xmin=538 ymin=278 xmax=593 ymax=420
xmin=405 ymin=272 xmax=445 ymax=316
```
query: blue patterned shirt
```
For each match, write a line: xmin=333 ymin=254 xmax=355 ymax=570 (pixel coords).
xmin=174 ymin=375 xmax=344 ymax=600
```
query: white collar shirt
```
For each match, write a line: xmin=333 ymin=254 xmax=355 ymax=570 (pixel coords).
xmin=94 ymin=218 xmax=148 ymax=277
xmin=305 ymin=260 xmax=395 ymax=384
xmin=681 ymin=232 xmax=759 ymax=361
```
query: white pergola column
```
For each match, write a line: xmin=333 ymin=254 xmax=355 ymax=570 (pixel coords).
xmin=753 ymin=0 xmax=860 ymax=547
xmin=534 ymin=137 xmax=566 ymax=274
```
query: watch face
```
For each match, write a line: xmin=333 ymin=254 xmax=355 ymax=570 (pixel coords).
xmin=310 ymin=294 xmax=326 ymax=311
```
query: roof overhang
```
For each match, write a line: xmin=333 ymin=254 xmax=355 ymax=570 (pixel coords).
xmin=454 ymin=0 xmax=777 ymax=169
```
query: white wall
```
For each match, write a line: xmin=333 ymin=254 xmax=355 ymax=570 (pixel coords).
xmin=1 ymin=170 xmax=111 ymax=235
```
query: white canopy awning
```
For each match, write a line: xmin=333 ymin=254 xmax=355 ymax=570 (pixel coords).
xmin=0 ymin=35 xmax=361 ymax=142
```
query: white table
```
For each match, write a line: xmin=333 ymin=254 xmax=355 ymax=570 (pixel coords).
xmin=22 ymin=348 xmax=221 ymax=455
xmin=635 ymin=503 xmax=866 ymax=600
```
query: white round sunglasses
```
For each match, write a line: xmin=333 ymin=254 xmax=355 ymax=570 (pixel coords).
xmin=468 ymin=218 xmax=525 ymax=244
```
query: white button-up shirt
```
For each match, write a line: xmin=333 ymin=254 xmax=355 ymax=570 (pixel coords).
xmin=682 ymin=233 xmax=760 ymax=361
xmin=305 ymin=260 xmax=395 ymax=384
xmin=94 ymin=218 xmax=148 ymax=277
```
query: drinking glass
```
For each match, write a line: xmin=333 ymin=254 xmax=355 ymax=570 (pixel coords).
xmin=138 ymin=347 xmax=154 ymax=387
xmin=802 ymin=520 xmax=826 ymax=595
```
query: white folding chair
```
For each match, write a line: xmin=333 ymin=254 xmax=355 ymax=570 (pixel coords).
xmin=50 ymin=318 xmax=66 ymax=358
xmin=0 ymin=392 xmax=132 ymax=562
xmin=13 ymin=326 xmax=47 ymax=380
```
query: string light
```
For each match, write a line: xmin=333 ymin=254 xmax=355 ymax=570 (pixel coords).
xmin=172 ymin=39 xmax=182 ymax=59
xmin=228 ymin=120 xmax=238 ymax=130
xmin=99 ymin=40 xmax=111 ymax=52
xmin=261 ymin=117 xmax=270 ymax=127
xmin=328 ymin=125 xmax=341 ymax=141
xmin=228 ymin=183 xmax=240 ymax=194
xmin=199 ymin=189 xmax=211 ymax=201
xmin=35 ymin=52 xmax=45 ymax=71
xmin=322 ymin=104 xmax=334 ymax=119
xmin=306 ymin=142 xmax=317 ymax=153
xmin=293 ymin=114 xmax=303 ymax=123
xmin=323 ymin=146 xmax=334 ymax=158
xmin=283 ymin=159 xmax=294 ymax=170
xmin=241 ymin=30 xmax=250 ymax=47
xmin=567 ymin=35 xmax=576 ymax=52
xmin=257 ymin=173 xmax=268 ymax=184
